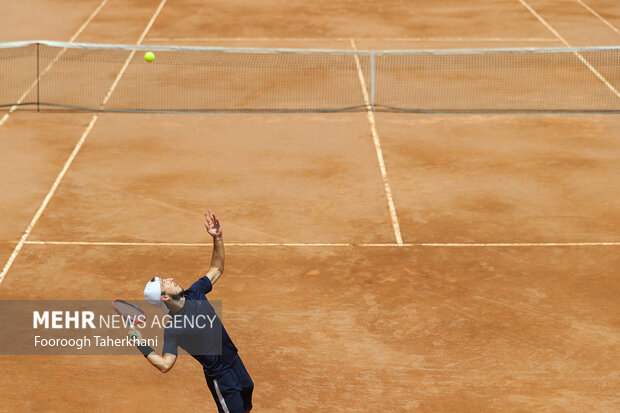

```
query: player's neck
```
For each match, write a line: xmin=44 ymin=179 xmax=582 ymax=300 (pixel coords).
xmin=167 ymin=296 xmax=185 ymax=314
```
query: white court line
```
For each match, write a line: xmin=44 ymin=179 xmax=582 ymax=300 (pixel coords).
xmin=145 ymin=37 xmax=558 ymax=42
xmin=0 ymin=0 xmax=168 ymax=288
xmin=0 ymin=0 xmax=109 ymax=127
xmin=24 ymin=241 xmax=352 ymax=247
xmin=416 ymin=242 xmax=620 ymax=247
xmin=350 ymin=38 xmax=403 ymax=245
xmin=21 ymin=240 xmax=620 ymax=247
xmin=101 ymin=0 xmax=167 ymax=106
xmin=577 ymin=0 xmax=620 ymax=36
xmin=0 ymin=115 xmax=99 ymax=286
xmin=518 ymin=0 xmax=620 ymax=99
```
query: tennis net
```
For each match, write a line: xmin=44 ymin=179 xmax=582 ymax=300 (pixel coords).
xmin=2 ymin=40 xmax=620 ymax=113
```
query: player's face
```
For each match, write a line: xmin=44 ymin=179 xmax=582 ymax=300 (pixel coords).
xmin=160 ymin=277 xmax=183 ymax=297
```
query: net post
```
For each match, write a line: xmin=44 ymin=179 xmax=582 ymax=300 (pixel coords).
xmin=36 ymin=42 xmax=40 ymax=113
xmin=370 ymin=52 xmax=375 ymax=110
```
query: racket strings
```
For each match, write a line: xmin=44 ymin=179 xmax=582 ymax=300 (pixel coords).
xmin=114 ymin=300 xmax=147 ymax=327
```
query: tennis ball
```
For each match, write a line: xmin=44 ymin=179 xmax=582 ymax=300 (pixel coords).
xmin=144 ymin=51 xmax=155 ymax=63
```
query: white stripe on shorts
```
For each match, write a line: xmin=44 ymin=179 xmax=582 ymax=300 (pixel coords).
xmin=213 ymin=379 xmax=230 ymax=413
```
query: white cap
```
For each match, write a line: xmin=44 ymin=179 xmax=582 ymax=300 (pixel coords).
xmin=144 ymin=276 xmax=169 ymax=314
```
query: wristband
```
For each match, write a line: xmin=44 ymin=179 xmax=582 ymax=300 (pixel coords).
xmin=137 ymin=344 xmax=154 ymax=358
xmin=214 ymin=236 xmax=223 ymax=242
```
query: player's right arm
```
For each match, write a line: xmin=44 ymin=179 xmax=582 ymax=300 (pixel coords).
xmin=130 ymin=328 xmax=178 ymax=373
xmin=145 ymin=352 xmax=177 ymax=373
xmin=203 ymin=210 xmax=224 ymax=285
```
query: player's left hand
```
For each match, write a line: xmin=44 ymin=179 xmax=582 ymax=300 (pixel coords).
xmin=205 ymin=210 xmax=222 ymax=239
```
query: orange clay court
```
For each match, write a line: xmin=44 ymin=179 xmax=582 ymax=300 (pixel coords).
xmin=0 ymin=0 xmax=619 ymax=412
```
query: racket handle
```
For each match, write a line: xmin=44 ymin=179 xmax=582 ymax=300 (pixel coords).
xmin=130 ymin=333 xmax=138 ymax=340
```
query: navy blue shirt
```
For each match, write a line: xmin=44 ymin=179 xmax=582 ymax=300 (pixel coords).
xmin=162 ymin=276 xmax=238 ymax=378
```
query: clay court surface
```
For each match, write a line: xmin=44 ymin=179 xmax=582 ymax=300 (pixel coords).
xmin=1 ymin=0 xmax=619 ymax=412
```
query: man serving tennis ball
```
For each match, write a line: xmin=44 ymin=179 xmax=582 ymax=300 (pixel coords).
xmin=130 ymin=210 xmax=253 ymax=413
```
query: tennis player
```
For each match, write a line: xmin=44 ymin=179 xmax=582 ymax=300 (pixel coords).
xmin=130 ymin=210 xmax=253 ymax=413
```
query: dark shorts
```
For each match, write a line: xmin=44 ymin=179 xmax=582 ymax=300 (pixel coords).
xmin=205 ymin=356 xmax=254 ymax=413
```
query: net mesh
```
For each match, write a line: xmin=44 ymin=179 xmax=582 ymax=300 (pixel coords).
xmin=2 ymin=40 xmax=620 ymax=113
xmin=376 ymin=49 xmax=620 ymax=112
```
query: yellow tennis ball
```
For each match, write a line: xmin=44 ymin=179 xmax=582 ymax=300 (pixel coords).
xmin=144 ymin=51 xmax=155 ymax=63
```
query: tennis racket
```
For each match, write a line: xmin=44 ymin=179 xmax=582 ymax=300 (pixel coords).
xmin=113 ymin=299 xmax=146 ymax=340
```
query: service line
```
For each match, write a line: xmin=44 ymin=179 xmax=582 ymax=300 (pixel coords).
xmin=145 ymin=37 xmax=558 ymax=42
xmin=21 ymin=240 xmax=620 ymax=247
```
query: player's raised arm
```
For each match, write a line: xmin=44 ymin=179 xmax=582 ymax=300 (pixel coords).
xmin=204 ymin=210 xmax=224 ymax=285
